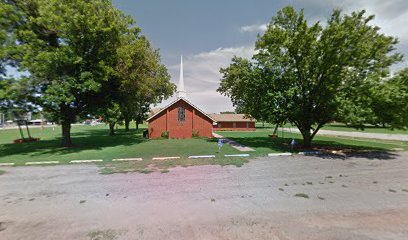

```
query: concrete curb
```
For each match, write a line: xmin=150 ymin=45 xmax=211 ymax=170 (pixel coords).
xmin=0 ymin=163 xmax=15 ymax=166
xmin=26 ymin=161 xmax=59 ymax=165
xmin=152 ymin=157 xmax=180 ymax=160
xmin=112 ymin=158 xmax=143 ymax=162
xmin=70 ymin=159 xmax=103 ymax=163
xmin=268 ymin=153 xmax=292 ymax=157
xmin=188 ymin=155 xmax=216 ymax=159
xmin=224 ymin=154 xmax=250 ymax=157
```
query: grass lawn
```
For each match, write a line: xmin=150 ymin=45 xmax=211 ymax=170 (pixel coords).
xmin=256 ymin=122 xmax=408 ymax=135
xmin=216 ymin=129 xmax=408 ymax=153
xmin=0 ymin=124 xmax=241 ymax=167
xmin=1 ymin=123 xmax=407 ymax=174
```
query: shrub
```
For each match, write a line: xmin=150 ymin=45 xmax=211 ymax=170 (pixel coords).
xmin=192 ymin=129 xmax=200 ymax=137
xmin=161 ymin=131 xmax=169 ymax=139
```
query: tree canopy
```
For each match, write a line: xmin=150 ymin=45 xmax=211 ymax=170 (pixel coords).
xmin=1 ymin=0 xmax=174 ymax=146
xmin=218 ymin=6 xmax=402 ymax=147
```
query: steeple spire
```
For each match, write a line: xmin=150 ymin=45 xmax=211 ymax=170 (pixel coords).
xmin=176 ymin=56 xmax=187 ymax=99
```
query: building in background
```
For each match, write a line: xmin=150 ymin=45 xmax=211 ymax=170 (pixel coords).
xmin=210 ymin=114 xmax=255 ymax=131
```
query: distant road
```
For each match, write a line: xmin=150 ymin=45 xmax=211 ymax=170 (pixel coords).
xmin=0 ymin=123 xmax=98 ymax=130
xmin=283 ymin=127 xmax=408 ymax=141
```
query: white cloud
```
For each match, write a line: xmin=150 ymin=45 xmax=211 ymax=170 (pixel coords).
xmin=153 ymin=46 xmax=255 ymax=113
xmin=239 ymin=23 xmax=268 ymax=33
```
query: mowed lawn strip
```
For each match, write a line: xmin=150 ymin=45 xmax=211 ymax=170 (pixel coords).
xmin=255 ymin=122 xmax=408 ymax=135
xmin=0 ymin=124 xmax=241 ymax=166
xmin=216 ymin=129 xmax=408 ymax=154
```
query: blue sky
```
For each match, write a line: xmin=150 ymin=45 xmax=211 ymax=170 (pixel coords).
xmin=7 ymin=0 xmax=408 ymax=113
xmin=112 ymin=0 xmax=408 ymax=113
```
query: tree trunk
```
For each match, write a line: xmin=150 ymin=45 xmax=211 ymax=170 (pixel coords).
xmin=61 ymin=121 xmax=73 ymax=147
xmin=299 ymin=126 xmax=312 ymax=148
xmin=109 ymin=123 xmax=115 ymax=136
xmin=136 ymin=118 xmax=139 ymax=130
xmin=124 ymin=118 xmax=130 ymax=131
xmin=272 ymin=123 xmax=279 ymax=135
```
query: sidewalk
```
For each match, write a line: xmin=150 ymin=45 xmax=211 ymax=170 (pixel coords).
xmin=212 ymin=132 xmax=255 ymax=152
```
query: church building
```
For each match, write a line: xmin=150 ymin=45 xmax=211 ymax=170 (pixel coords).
xmin=146 ymin=57 xmax=216 ymax=139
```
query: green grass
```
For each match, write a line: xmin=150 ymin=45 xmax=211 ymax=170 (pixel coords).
xmin=255 ymin=122 xmax=408 ymax=135
xmin=0 ymin=170 xmax=6 ymax=175
xmin=0 ymin=123 xmax=242 ymax=166
xmin=216 ymin=128 xmax=408 ymax=153
xmin=99 ymin=156 xmax=247 ymax=174
xmin=294 ymin=193 xmax=309 ymax=199
xmin=87 ymin=229 xmax=118 ymax=240
xmin=1 ymin=122 xmax=407 ymax=172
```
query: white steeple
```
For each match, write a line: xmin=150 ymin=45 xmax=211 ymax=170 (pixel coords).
xmin=176 ymin=56 xmax=187 ymax=99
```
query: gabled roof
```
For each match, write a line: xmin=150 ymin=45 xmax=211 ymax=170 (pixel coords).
xmin=146 ymin=97 xmax=216 ymax=123
xmin=209 ymin=114 xmax=255 ymax=122
xmin=149 ymin=108 xmax=162 ymax=116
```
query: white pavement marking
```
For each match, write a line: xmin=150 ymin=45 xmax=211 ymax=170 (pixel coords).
xmin=224 ymin=154 xmax=250 ymax=157
xmin=70 ymin=160 xmax=103 ymax=163
xmin=212 ymin=132 xmax=255 ymax=152
xmin=188 ymin=155 xmax=216 ymax=159
xmin=268 ymin=153 xmax=292 ymax=157
xmin=0 ymin=163 xmax=15 ymax=166
xmin=26 ymin=161 xmax=59 ymax=165
xmin=112 ymin=158 xmax=143 ymax=162
xmin=152 ymin=157 xmax=180 ymax=160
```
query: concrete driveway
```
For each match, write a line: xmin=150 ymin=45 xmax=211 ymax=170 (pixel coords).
xmin=1 ymin=152 xmax=407 ymax=239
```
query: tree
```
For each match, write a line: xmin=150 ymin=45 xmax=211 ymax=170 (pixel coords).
xmin=2 ymin=0 xmax=136 ymax=146
xmin=371 ymin=68 xmax=408 ymax=129
xmin=115 ymin=35 xmax=174 ymax=132
xmin=218 ymin=6 xmax=401 ymax=147
xmin=101 ymin=102 xmax=122 ymax=136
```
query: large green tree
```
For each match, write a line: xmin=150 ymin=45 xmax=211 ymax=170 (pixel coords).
xmin=1 ymin=0 xmax=147 ymax=146
xmin=371 ymin=68 xmax=408 ymax=129
xmin=116 ymin=35 xmax=174 ymax=132
xmin=218 ymin=6 xmax=402 ymax=147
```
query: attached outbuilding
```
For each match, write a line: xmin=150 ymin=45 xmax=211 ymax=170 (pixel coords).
xmin=210 ymin=114 xmax=255 ymax=131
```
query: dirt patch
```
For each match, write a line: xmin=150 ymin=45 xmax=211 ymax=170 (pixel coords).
xmin=0 ymin=152 xmax=408 ymax=239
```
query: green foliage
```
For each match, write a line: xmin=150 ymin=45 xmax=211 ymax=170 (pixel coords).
xmin=161 ymin=130 xmax=169 ymax=139
xmin=116 ymin=35 xmax=175 ymax=131
xmin=371 ymin=68 xmax=408 ymax=129
xmin=1 ymin=0 xmax=173 ymax=146
xmin=192 ymin=129 xmax=200 ymax=137
xmin=218 ymin=6 xmax=401 ymax=147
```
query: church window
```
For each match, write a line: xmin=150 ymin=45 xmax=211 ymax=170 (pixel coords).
xmin=178 ymin=107 xmax=185 ymax=122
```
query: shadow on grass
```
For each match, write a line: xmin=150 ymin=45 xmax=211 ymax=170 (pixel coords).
xmin=0 ymin=128 xmax=146 ymax=158
xmin=213 ymin=135 xmax=399 ymax=160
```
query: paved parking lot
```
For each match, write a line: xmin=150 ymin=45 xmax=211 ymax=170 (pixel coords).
xmin=1 ymin=152 xmax=407 ymax=239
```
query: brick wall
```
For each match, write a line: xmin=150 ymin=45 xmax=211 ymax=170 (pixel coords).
xmin=148 ymin=100 xmax=214 ymax=139
xmin=213 ymin=121 xmax=255 ymax=131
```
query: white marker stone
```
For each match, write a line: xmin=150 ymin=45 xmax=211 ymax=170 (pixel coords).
xmin=152 ymin=157 xmax=180 ymax=160
xmin=26 ymin=161 xmax=59 ymax=165
xmin=112 ymin=158 xmax=143 ymax=162
xmin=70 ymin=159 xmax=103 ymax=163
xmin=0 ymin=163 xmax=15 ymax=166
xmin=268 ymin=153 xmax=292 ymax=157
xmin=188 ymin=155 xmax=216 ymax=159
xmin=224 ymin=154 xmax=250 ymax=157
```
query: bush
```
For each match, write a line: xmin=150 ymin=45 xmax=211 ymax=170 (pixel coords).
xmin=161 ymin=131 xmax=169 ymax=139
xmin=192 ymin=129 xmax=200 ymax=137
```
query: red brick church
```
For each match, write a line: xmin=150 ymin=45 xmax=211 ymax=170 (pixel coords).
xmin=147 ymin=56 xmax=255 ymax=139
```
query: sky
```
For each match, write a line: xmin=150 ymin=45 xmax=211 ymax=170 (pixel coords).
xmin=7 ymin=0 xmax=408 ymax=113
xmin=111 ymin=0 xmax=408 ymax=113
